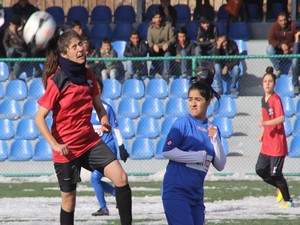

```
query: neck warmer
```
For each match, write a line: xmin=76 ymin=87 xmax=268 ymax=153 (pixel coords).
xmin=58 ymin=56 xmax=87 ymax=85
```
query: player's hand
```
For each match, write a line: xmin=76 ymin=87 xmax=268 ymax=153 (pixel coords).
xmin=119 ymin=144 xmax=129 ymax=162
xmin=258 ymin=134 xmax=263 ymax=142
xmin=207 ymin=126 xmax=217 ymax=138
xmin=53 ymin=143 xmax=69 ymax=156
xmin=101 ymin=122 xmax=112 ymax=133
xmin=257 ymin=120 xmax=264 ymax=127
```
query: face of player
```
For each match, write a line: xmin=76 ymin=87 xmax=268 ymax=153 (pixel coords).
xmin=178 ymin=32 xmax=186 ymax=44
xmin=61 ymin=38 xmax=85 ymax=64
xmin=277 ymin=15 xmax=287 ymax=29
xmin=262 ymin=74 xmax=275 ymax=95
xmin=188 ymin=89 xmax=210 ymax=120
xmin=152 ymin=14 xmax=162 ymax=27
xmin=130 ymin=34 xmax=139 ymax=46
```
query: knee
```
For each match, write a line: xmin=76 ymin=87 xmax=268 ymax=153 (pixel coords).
xmin=61 ymin=191 xmax=76 ymax=212
xmin=256 ymin=167 xmax=267 ymax=179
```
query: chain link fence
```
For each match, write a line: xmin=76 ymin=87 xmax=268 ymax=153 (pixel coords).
xmin=0 ymin=54 xmax=300 ymax=177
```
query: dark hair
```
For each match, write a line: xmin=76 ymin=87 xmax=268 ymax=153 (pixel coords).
xmin=152 ymin=7 xmax=163 ymax=18
xmin=130 ymin=29 xmax=139 ymax=36
xmin=71 ymin=20 xmax=82 ymax=29
xmin=263 ymin=66 xmax=277 ymax=83
xmin=81 ymin=33 xmax=90 ymax=42
xmin=177 ymin=27 xmax=187 ymax=35
xmin=102 ymin=38 xmax=111 ymax=45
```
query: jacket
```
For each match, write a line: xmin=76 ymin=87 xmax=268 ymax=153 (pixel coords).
xmin=214 ymin=39 xmax=240 ymax=70
xmin=123 ymin=40 xmax=148 ymax=58
xmin=147 ymin=22 xmax=176 ymax=50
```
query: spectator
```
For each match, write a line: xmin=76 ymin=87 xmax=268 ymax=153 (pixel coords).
xmin=12 ymin=0 xmax=36 ymax=23
xmin=0 ymin=4 xmax=5 ymax=58
xmin=147 ymin=8 xmax=175 ymax=82
xmin=194 ymin=16 xmax=218 ymax=67
xmin=174 ymin=27 xmax=195 ymax=79
xmin=158 ymin=0 xmax=177 ymax=27
xmin=214 ymin=34 xmax=240 ymax=96
xmin=123 ymin=30 xmax=148 ymax=80
xmin=99 ymin=38 xmax=118 ymax=80
xmin=2 ymin=14 xmax=28 ymax=80
xmin=71 ymin=20 xmax=84 ymax=37
xmin=266 ymin=11 xmax=298 ymax=77
xmin=291 ymin=30 xmax=300 ymax=95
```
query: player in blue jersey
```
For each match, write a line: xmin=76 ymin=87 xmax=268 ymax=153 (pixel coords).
xmin=162 ymin=65 xmax=227 ymax=225
xmin=91 ymin=78 xmax=129 ymax=216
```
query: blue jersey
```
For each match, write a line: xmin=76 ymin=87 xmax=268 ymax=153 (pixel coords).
xmin=162 ymin=114 xmax=217 ymax=205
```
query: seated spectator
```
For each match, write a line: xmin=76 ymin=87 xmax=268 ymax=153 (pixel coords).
xmin=147 ymin=8 xmax=175 ymax=82
xmin=12 ymin=0 xmax=36 ymax=23
xmin=194 ymin=16 xmax=218 ymax=67
xmin=158 ymin=0 xmax=177 ymax=27
xmin=174 ymin=27 xmax=195 ymax=79
xmin=99 ymin=38 xmax=118 ymax=80
xmin=266 ymin=11 xmax=298 ymax=77
xmin=2 ymin=14 xmax=28 ymax=80
xmin=214 ymin=34 xmax=240 ymax=96
xmin=123 ymin=30 xmax=148 ymax=80
xmin=0 ymin=4 xmax=5 ymax=58
xmin=71 ymin=20 xmax=84 ymax=36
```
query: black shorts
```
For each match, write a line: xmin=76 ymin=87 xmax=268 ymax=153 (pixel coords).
xmin=54 ymin=141 xmax=116 ymax=192
xmin=256 ymin=153 xmax=285 ymax=176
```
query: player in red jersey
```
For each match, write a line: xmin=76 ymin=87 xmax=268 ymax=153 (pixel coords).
xmin=255 ymin=66 xmax=294 ymax=208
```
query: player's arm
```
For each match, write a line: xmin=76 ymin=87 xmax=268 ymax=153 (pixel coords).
xmin=258 ymin=115 xmax=284 ymax=127
xmin=208 ymin=126 xmax=226 ymax=171
xmin=163 ymin=148 xmax=207 ymax=164
xmin=93 ymin=95 xmax=111 ymax=133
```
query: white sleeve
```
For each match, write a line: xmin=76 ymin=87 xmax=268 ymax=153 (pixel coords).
xmin=113 ymin=128 xmax=123 ymax=146
xmin=162 ymin=147 xmax=207 ymax=164
xmin=210 ymin=129 xmax=226 ymax=171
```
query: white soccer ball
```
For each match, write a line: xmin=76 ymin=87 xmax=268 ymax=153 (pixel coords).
xmin=23 ymin=11 xmax=56 ymax=49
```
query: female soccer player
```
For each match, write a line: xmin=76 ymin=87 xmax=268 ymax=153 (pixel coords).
xmin=162 ymin=65 xmax=227 ymax=225
xmin=35 ymin=29 xmax=132 ymax=225
xmin=256 ymin=66 xmax=294 ymax=208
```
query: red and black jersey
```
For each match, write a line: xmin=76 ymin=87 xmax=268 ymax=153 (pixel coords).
xmin=38 ymin=68 xmax=101 ymax=163
xmin=260 ymin=92 xmax=287 ymax=156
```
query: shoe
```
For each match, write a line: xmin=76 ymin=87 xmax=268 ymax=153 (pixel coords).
xmin=294 ymin=85 xmax=300 ymax=95
xmin=276 ymin=189 xmax=283 ymax=203
xmin=279 ymin=200 xmax=294 ymax=208
xmin=91 ymin=208 xmax=109 ymax=216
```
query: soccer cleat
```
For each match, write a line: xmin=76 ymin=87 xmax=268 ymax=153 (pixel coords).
xmin=91 ymin=208 xmax=109 ymax=216
xmin=276 ymin=190 xmax=283 ymax=203
xmin=279 ymin=200 xmax=294 ymax=208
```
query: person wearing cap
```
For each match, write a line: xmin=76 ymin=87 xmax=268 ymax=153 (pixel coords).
xmin=194 ymin=16 xmax=218 ymax=67
xmin=2 ymin=13 xmax=28 ymax=80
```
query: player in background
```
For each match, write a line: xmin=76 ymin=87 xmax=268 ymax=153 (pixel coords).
xmin=256 ymin=66 xmax=294 ymax=208
xmin=161 ymin=65 xmax=227 ymax=225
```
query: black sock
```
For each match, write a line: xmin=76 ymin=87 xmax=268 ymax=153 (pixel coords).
xmin=60 ymin=208 xmax=74 ymax=225
xmin=115 ymin=184 xmax=132 ymax=225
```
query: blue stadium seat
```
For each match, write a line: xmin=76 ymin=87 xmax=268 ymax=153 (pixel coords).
xmin=193 ymin=4 xmax=215 ymax=22
xmin=217 ymin=4 xmax=237 ymax=22
xmin=145 ymin=78 xmax=168 ymax=99
xmin=145 ymin=4 xmax=160 ymax=22
xmin=233 ymin=39 xmax=248 ymax=76
xmin=161 ymin=116 xmax=177 ymax=135
xmin=117 ymin=97 xmax=140 ymax=119
xmin=274 ymin=75 xmax=294 ymax=98
xmin=28 ymin=78 xmax=45 ymax=99
xmin=281 ymin=96 xmax=295 ymax=118
xmin=102 ymin=79 xmax=121 ymax=99
xmin=66 ymin=6 xmax=89 ymax=24
xmin=90 ymin=5 xmax=112 ymax=24
xmin=174 ymin=4 xmax=191 ymax=23
xmin=130 ymin=137 xmax=154 ymax=159
xmin=0 ymin=118 xmax=14 ymax=140
xmin=0 ymin=99 xmax=21 ymax=120
xmin=112 ymin=40 xmax=127 ymax=58
xmin=8 ymin=140 xmax=33 ymax=161
xmin=137 ymin=21 xmax=150 ymax=40
xmin=102 ymin=98 xmax=117 ymax=113
xmin=136 ymin=117 xmax=160 ymax=139
xmin=213 ymin=21 xmax=227 ymax=36
xmin=228 ymin=22 xmax=251 ymax=40
xmin=112 ymin=23 xmax=134 ymax=42
xmin=221 ymin=137 xmax=229 ymax=156
xmin=0 ymin=140 xmax=8 ymax=161
xmin=5 ymin=80 xmax=27 ymax=101
xmin=0 ymin=62 xmax=9 ymax=82
xmin=185 ymin=20 xmax=200 ymax=41
xmin=15 ymin=118 xmax=39 ymax=140
xmin=90 ymin=111 xmax=100 ymax=125
xmin=212 ymin=116 xmax=233 ymax=138
xmin=0 ymin=83 xmax=4 ymax=99
xmin=141 ymin=97 xmax=164 ymax=119
xmin=292 ymin=117 xmax=300 ymax=136
xmin=296 ymin=98 xmax=300 ymax=116
xmin=213 ymin=95 xmax=237 ymax=118
xmin=3 ymin=7 xmax=13 ymax=29
xmin=169 ymin=78 xmax=190 ymax=98
xmin=284 ymin=117 xmax=292 ymax=137
xmin=165 ymin=97 xmax=189 ymax=117
xmin=45 ymin=6 xmax=65 ymax=25
xmin=155 ymin=135 xmax=166 ymax=159
xmin=90 ymin=23 xmax=112 ymax=48
xmin=122 ymin=79 xmax=145 ymax=99
xmin=288 ymin=135 xmax=300 ymax=158
xmin=32 ymin=138 xmax=52 ymax=161
xmin=117 ymin=116 xmax=135 ymax=139
xmin=266 ymin=2 xmax=284 ymax=22
xmin=246 ymin=3 xmax=263 ymax=22
xmin=207 ymin=103 xmax=213 ymax=118
xmin=22 ymin=98 xmax=39 ymax=118
xmin=114 ymin=5 xmax=136 ymax=24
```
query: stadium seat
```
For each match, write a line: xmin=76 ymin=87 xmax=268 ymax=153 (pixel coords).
xmin=117 ymin=97 xmax=140 ymax=119
xmin=213 ymin=21 xmax=227 ymax=36
xmin=22 ymin=98 xmax=39 ymax=118
xmin=220 ymin=137 xmax=229 ymax=156
xmin=281 ymin=96 xmax=295 ymax=118
xmin=32 ymin=138 xmax=52 ymax=161
xmin=145 ymin=4 xmax=160 ymax=22
xmin=8 ymin=139 xmax=33 ymax=161
xmin=274 ymin=75 xmax=294 ymax=98
xmin=130 ymin=137 xmax=154 ymax=159
xmin=234 ymin=39 xmax=248 ymax=76
xmin=246 ymin=3 xmax=263 ymax=22
xmin=122 ymin=79 xmax=145 ymax=99
xmin=90 ymin=111 xmax=99 ymax=125
xmin=0 ymin=99 xmax=21 ymax=120
xmin=102 ymin=98 xmax=117 ymax=113
xmin=66 ymin=6 xmax=89 ymax=24
xmin=213 ymin=95 xmax=237 ymax=118
xmin=137 ymin=21 xmax=150 ymax=40
xmin=174 ymin=4 xmax=191 ymax=23
xmin=0 ymin=62 xmax=9 ymax=82
xmin=102 ymin=79 xmax=121 ymax=99
xmin=45 ymin=6 xmax=65 ymax=25
xmin=90 ymin=5 xmax=112 ymax=24
xmin=5 ymin=80 xmax=27 ymax=101
xmin=90 ymin=23 xmax=112 ymax=48
xmin=141 ymin=97 xmax=164 ymax=119
xmin=228 ymin=22 xmax=251 ymax=40
xmin=114 ymin=5 xmax=136 ymax=24
xmin=165 ymin=97 xmax=189 ymax=117
xmin=155 ymin=135 xmax=166 ymax=159
xmin=145 ymin=78 xmax=168 ymax=99
xmin=169 ymin=78 xmax=190 ymax=98
xmin=284 ymin=117 xmax=292 ymax=137
xmin=266 ymin=2 xmax=284 ymax=22
xmin=0 ymin=83 xmax=4 ymax=99
xmin=193 ymin=4 xmax=215 ymax=21
xmin=288 ymin=135 xmax=300 ymax=157
xmin=161 ymin=116 xmax=177 ymax=135
xmin=28 ymin=77 xmax=45 ymax=99
xmin=117 ymin=116 xmax=135 ymax=139
xmin=136 ymin=117 xmax=160 ymax=139
xmin=112 ymin=23 xmax=134 ymax=41
xmin=0 ymin=118 xmax=14 ymax=140
xmin=207 ymin=103 xmax=213 ymax=118
xmin=296 ymin=98 xmax=300 ymax=116
xmin=292 ymin=117 xmax=300 ymax=136
xmin=15 ymin=118 xmax=40 ymax=140
xmin=0 ymin=140 xmax=8 ymax=161
xmin=112 ymin=40 xmax=127 ymax=58
xmin=185 ymin=20 xmax=200 ymax=41
xmin=217 ymin=4 xmax=237 ymax=22
xmin=212 ymin=116 xmax=233 ymax=138
xmin=3 ymin=7 xmax=13 ymax=29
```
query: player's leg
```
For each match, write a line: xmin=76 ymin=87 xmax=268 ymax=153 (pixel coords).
xmin=255 ymin=153 xmax=277 ymax=186
xmin=191 ymin=203 xmax=206 ymax=225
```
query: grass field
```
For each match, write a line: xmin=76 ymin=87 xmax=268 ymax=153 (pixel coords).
xmin=0 ymin=176 xmax=300 ymax=224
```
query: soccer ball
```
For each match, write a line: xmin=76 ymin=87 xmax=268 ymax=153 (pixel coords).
xmin=23 ymin=11 xmax=56 ymax=49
